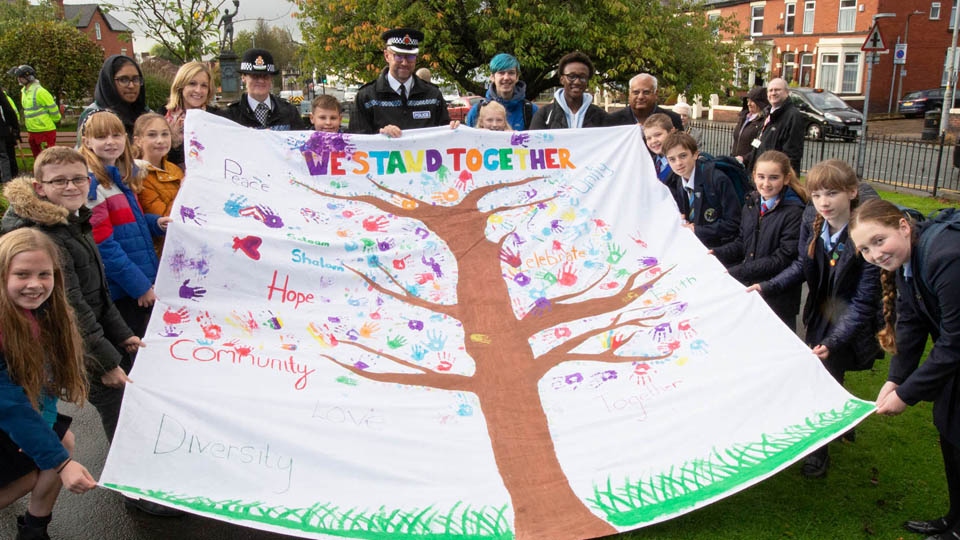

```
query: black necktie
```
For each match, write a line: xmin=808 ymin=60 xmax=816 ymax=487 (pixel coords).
xmin=399 ymin=84 xmax=407 ymax=107
xmin=255 ymin=102 xmax=269 ymax=127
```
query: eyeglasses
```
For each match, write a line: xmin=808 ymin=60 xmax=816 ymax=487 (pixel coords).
xmin=114 ymin=76 xmax=143 ymax=87
xmin=41 ymin=176 xmax=89 ymax=188
xmin=561 ymin=73 xmax=589 ymax=83
xmin=392 ymin=53 xmax=417 ymax=63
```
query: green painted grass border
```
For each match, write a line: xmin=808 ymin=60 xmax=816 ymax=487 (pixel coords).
xmin=100 ymin=484 xmax=513 ymax=540
xmin=590 ymin=398 xmax=875 ymax=527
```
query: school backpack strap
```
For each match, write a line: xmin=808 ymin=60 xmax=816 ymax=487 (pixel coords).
xmin=698 ymin=152 xmax=752 ymax=206
xmin=914 ymin=208 xmax=960 ymax=307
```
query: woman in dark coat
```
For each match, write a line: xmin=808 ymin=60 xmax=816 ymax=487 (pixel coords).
xmin=77 ymin=55 xmax=150 ymax=140
xmin=731 ymin=86 xmax=768 ymax=166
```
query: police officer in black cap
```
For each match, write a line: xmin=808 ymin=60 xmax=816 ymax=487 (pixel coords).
xmin=221 ymin=48 xmax=305 ymax=131
xmin=348 ymin=28 xmax=449 ymax=136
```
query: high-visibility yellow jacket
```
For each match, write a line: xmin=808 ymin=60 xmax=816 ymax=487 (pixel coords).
xmin=21 ymin=81 xmax=60 ymax=133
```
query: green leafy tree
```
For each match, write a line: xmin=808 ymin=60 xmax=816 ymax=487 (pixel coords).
xmin=233 ymin=19 xmax=300 ymax=72
xmin=149 ymin=43 xmax=183 ymax=64
xmin=0 ymin=0 xmax=57 ymax=36
xmin=104 ymin=0 xmax=229 ymax=63
xmin=294 ymin=0 xmax=749 ymax=98
xmin=0 ymin=21 xmax=103 ymax=103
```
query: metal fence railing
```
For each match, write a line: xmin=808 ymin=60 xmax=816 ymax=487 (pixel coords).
xmin=692 ymin=120 xmax=960 ymax=197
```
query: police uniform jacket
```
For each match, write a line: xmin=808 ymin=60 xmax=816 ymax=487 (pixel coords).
xmin=221 ymin=93 xmax=306 ymax=131
xmin=748 ymin=99 xmax=805 ymax=174
xmin=668 ymin=159 xmax=741 ymax=248
xmin=713 ymin=187 xmax=805 ymax=322
xmin=348 ymin=69 xmax=449 ymax=134
xmin=889 ymin=225 xmax=960 ymax=445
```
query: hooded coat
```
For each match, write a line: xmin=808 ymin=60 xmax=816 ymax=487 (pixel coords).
xmin=732 ymin=86 xmax=769 ymax=160
xmin=464 ymin=81 xmax=538 ymax=131
xmin=78 ymin=55 xmax=150 ymax=139
xmin=1 ymin=177 xmax=134 ymax=377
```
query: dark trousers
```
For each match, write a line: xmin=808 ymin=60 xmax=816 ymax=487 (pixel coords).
xmin=941 ymin=436 xmax=960 ymax=526
xmin=89 ymin=296 xmax=151 ymax=442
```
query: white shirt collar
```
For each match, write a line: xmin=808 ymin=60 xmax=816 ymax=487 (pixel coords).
xmin=246 ymin=94 xmax=272 ymax=111
xmin=386 ymin=73 xmax=413 ymax=96
xmin=681 ymin=167 xmax=697 ymax=192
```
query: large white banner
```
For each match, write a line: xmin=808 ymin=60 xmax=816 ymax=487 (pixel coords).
xmin=101 ymin=111 xmax=873 ymax=540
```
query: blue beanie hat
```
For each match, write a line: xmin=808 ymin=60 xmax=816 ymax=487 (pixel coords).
xmin=489 ymin=53 xmax=520 ymax=73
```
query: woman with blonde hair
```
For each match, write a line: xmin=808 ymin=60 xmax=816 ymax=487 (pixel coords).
xmin=162 ymin=61 xmax=217 ymax=168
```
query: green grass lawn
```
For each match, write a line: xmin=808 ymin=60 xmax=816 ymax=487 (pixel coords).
xmin=607 ymin=188 xmax=960 ymax=539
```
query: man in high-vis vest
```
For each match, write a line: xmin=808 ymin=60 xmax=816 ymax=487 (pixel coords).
xmin=9 ymin=65 xmax=60 ymax=157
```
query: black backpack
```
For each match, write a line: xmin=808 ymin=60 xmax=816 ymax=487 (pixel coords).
xmin=698 ymin=152 xmax=754 ymax=206
xmin=913 ymin=207 xmax=960 ymax=303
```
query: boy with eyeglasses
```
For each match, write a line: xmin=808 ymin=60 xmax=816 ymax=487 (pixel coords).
xmin=348 ymin=28 xmax=450 ymax=136
xmin=529 ymin=51 xmax=607 ymax=129
xmin=1 ymin=147 xmax=142 ymax=457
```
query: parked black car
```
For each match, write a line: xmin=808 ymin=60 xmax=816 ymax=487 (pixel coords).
xmin=898 ymin=88 xmax=960 ymax=118
xmin=789 ymin=87 xmax=863 ymax=141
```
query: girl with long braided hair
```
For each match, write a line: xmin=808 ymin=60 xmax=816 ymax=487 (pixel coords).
xmin=851 ymin=198 xmax=960 ymax=539
xmin=749 ymin=159 xmax=882 ymax=478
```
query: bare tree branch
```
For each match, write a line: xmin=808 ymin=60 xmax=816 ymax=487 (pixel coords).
xmin=537 ymin=312 xmax=664 ymax=366
xmin=546 ymin=267 xmax=612 ymax=306
xmin=332 ymin=340 xmax=432 ymax=373
xmin=485 ymin=195 xmax=560 ymax=216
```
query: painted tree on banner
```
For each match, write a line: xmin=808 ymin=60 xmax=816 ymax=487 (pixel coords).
xmin=292 ymin=142 xmax=675 ymax=539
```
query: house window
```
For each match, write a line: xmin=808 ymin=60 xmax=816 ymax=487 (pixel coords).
xmin=121 ymin=48 xmax=127 ymax=56
xmin=951 ymin=0 xmax=958 ymax=29
xmin=785 ymin=3 xmax=796 ymax=33
xmin=800 ymin=53 xmax=814 ymax=86
xmin=783 ymin=52 xmax=796 ymax=82
xmin=94 ymin=22 xmax=101 ymax=40
xmin=820 ymin=54 xmax=839 ymax=90
xmin=837 ymin=0 xmax=856 ymax=32
xmin=931 ymin=2 xmax=941 ymax=19
xmin=841 ymin=53 xmax=860 ymax=92
xmin=803 ymin=1 xmax=815 ymax=33
xmin=708 ymin=13 xmax=721 ymax=37
xmin=752 ymin=6 xmax=764 ymax=35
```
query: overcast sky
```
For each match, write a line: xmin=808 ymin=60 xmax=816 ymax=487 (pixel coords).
xmin=63 ymin=0 xmax=301 ymax=54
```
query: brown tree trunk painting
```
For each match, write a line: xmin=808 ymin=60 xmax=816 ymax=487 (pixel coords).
xmin=295 ymin=174 xmax=671 ymax=540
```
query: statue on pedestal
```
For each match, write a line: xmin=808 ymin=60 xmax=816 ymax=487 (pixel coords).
xmin=218 ymin=0 xmax=240 ymax=52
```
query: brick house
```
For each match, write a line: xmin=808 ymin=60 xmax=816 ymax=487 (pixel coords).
xmin=706 ymin=0 xmax=958 ymax=113
xmin=55 ymin=1 xmax=135 ymax=59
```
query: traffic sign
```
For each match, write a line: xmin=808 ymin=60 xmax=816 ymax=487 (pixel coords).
xmin=862 ymin=24 xmax=886 ymax=51
xmin=894 ymin=43 xmax=907 ymax=65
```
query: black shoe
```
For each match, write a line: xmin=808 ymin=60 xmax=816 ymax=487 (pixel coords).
xmin=924 ymin=532 xmax=960 ymax=540
xmin=123 ymin=495 xmax=186 ymax=517
xmin=15 ymin=515 xmax=50 ymax=540
xmin=905 ymin=517 xmax=950 ymax=535
xmin=801 ymin=452 xmax=830 ymax=478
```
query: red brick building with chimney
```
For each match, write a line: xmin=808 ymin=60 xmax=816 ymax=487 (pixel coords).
xmin=53 ymin=1 xmax=135 ymax=59
xmin=706 ymin=0 xmax=957 ymax=113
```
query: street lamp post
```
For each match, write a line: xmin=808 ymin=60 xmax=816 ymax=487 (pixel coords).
xmin=857 ymin=12 xmax=896 ymax=178
xmin=941 ymin=3 xmax=960 ymax=135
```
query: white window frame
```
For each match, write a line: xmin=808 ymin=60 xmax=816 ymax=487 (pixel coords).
xmin=803 ymin=1 xmax=815 ymax=33
xmin=819 ymin=54 xmax=840 ymax=91
xmin=837 ymin=0 xmax=856 ymax=33
xmin=951 ymin=0 xmax=958 ymax=30
xmin=799 ymin=53 xmax=815 ymax=86
xmin=785 ymin=3 xmax=796 ymax=34
xmin=816 ymin=39 xmax=864 ymax=93
xmin=94 ymin=22 xmax=102 ymax=40
xmin=841 ymin=52 xmax=861 ymax=93
xmin=931 ymin=2 xmax=942 ymax=20
xmin=751 ymin=5 xmax=765 ymax=35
